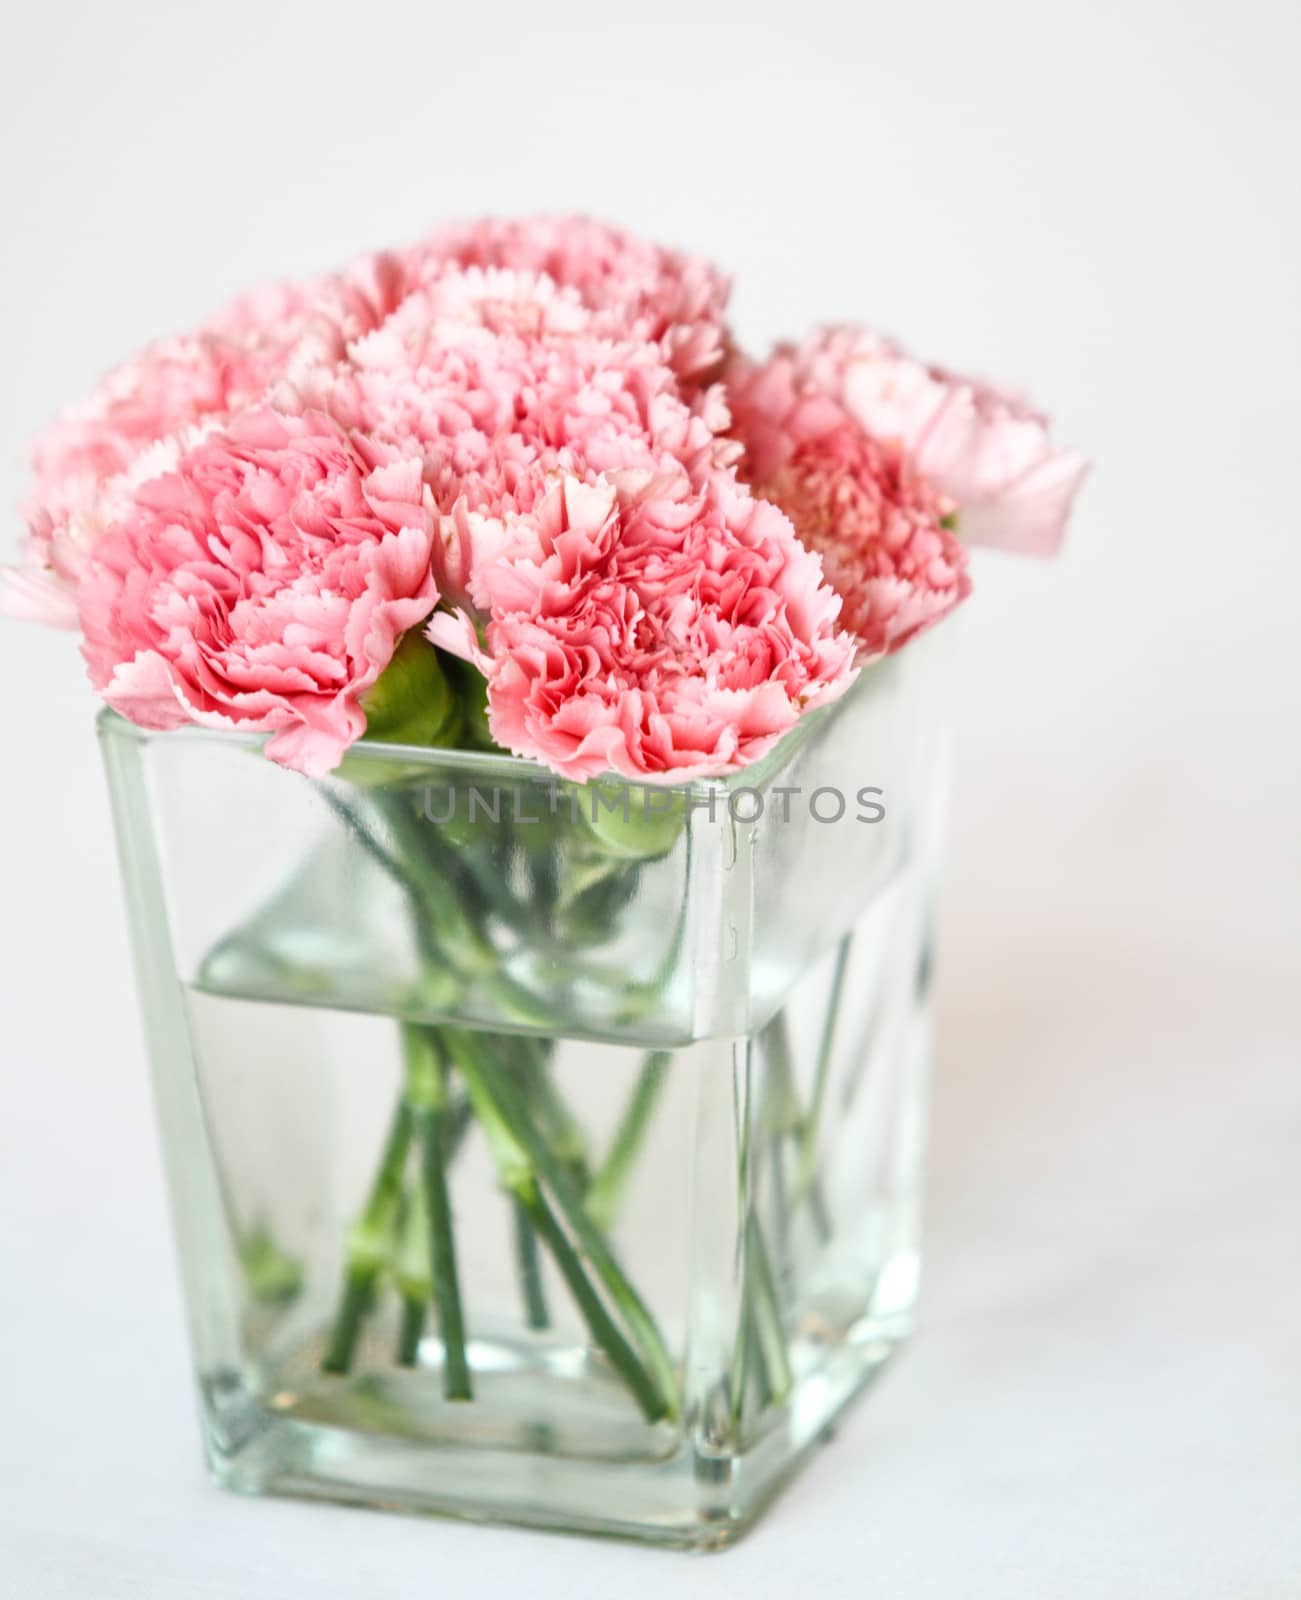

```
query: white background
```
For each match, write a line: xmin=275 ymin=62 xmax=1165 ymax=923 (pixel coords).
xmin=2 ymin=2 xmax=1299 ymax=1594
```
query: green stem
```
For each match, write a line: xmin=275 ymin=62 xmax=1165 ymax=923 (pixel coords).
xmin=448 ymin=1028 xmax=677 ymax=1421
xmin=745 ymin=1214 xmax=793 ymax=1404
xmin=748 ymin=1300 xmax=776 ymax=1412
xmin=484 ymin=1049 xmax=676 ymax=1412
xmin=453 ymin=822 xmax=548 ymax=935
xmin=442 ymin=1091 xmax=474 ymax=1158
xmin=397 ymin=1296 xmax=427 ymax=1367
xmin=404 ymin=1026 xmax=472 ymax=1401
xmin=318 ymin=790 xmax=453 ymax=989
xmin=321 ymin=1100 xmax=413 ymax=1375
xmin=730 ymin=1297 xmax=777 ymax=1426
xmin=394 ymin=1187 xmax=430 ymax=1366
xmin=516 ymin=1042 xmax=590 ymax=1188
xmin=586 ymin=1051 xmax=670 ymax=1231
xmin=768 ymin=1119 xmax=791 ymax=1286
xmin=765 ymin=1014 xmax=833 ymax=1242
xmin=514 ymin=1179 xmax=666 ymax=1422
xmin=391 ymin=1087 xmax=477 ymax=1367
xmin=727 ymin=1055 xmax=795 ymax=1426
xmin=322 ymin=1267 xmax=375 ymax=1375
xmin=728 ymin=1215 xmax=794 ymax=1424
xmin=794 ymin=937 xmax=851 ymax=1209
xmin=420 ymin=1110 xmax=472 ymax=1399
xmin=386 ymin=805 xmax=501 ymax=977
xmin=511 ymin=1195 xmax=551 ymax=1331
xmin=326 ymin=787 xmax=499 ymax=980
xmin=728 ymin=1283 xmax=751 ymax=1426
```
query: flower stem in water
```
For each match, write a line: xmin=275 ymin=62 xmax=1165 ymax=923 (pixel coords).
xmin=793 ymin=937 xmax=851 ymax=1217
xmin=513 ymin=1179 xmax=666 ymax=1420
xmin=321 ymin=1099 xmax=413 ymax=1374
xmin=586 ymin=1050 xmax=670 ymax=1231
xmin=447 ymin=1027 xmax=677 ymax=1422
xmin=511 ymin=1195 xmax=551 ymax=1331
xmin=404 ymin=1026 xmax=472 ymax=1401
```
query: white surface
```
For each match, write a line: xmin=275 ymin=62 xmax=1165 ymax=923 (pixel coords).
xmin=1 ymin=2 xmax=1299 ymax=1595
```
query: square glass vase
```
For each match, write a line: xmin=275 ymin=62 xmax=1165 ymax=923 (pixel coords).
xmin=99 ymin=624 xmax=954 ymax=1548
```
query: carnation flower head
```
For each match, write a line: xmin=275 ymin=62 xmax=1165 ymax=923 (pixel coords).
xmin=392 ymin=264 xmax=593 ymax=340
xmin=730 ymin=350 xmax=971 ymax=655
xmin=321 ymin=268 xmax=729 ymax=488
xmin=5 ymin=216 xmax=1086 ymax=778
xmin=7 ymin=219 xmax=729 ymax=629
xmin=299 ymin=269 xmax=736 ymax=603
xmin=78 ymin=407 xmax=438 ymax=776
xmin=395 ymin=215 xmax=731 ymax=384
xmin=761 ymin=327 xmax=1088 ymax=557
xmin=5 ymin=255 xmax=407 ymax=626
xmin=427 ymin=467 xmax=856 ymax=782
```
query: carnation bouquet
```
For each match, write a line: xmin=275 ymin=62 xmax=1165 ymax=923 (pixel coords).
xmin=4 ymin=217 xmax=1085 ymax=1543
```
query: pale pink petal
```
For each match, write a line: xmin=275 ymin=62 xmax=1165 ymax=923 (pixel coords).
xmin=424 ymin=606 xmax=489 ymax=670
xmin=0 ymin=562 xmax=80 ymax=627
xmin=100 ymin=651 xmax=193 ymax=729
xmin=836 ymin=334 xmax=1088 ymax=556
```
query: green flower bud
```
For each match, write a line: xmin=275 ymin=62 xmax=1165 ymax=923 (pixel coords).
xmin=578 ymin=780 xmax=686 ymax=861
xmin=361 ymin=631 xmax=461 ymax=749
xmin=446 ymin=656 xmax=495 ymax=750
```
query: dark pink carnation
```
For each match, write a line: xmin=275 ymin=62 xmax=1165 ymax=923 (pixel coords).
xmin=79 ymin=408 xmax=437 ymax=775
xmin=428 ymin=468 xmax=856 ymax=782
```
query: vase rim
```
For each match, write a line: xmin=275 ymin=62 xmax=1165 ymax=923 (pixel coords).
xmin=93 ymin=635 xmax=928 ymax=795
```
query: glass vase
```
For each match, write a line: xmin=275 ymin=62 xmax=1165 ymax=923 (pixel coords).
xmin=98 ymin=622 xmax=954 ymax=1548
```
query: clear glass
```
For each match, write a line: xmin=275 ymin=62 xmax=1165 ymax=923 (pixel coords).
xmin=99 ymin=624 xmax=954 ymax=1547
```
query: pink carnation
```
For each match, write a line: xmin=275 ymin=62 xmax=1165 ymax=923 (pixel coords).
xmin=768 ymin=327 xmax=1088 ymax=556
xmin=5 ymin=217 xmax=1086 ymax=779
xmin=729 ymin=353 xmax=971 ymax=654
xmin=78 ymin=407 xmax=437 ymax=776
xmin=5 ymin=256 xmax=406 ymax=626
xmin=428 ymin=469 xmax=856 ymax=782
xmin=394 ymin=215 xmax=731 ymax=383
xmin=302 ymin=271 xmax=734 ymax=602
